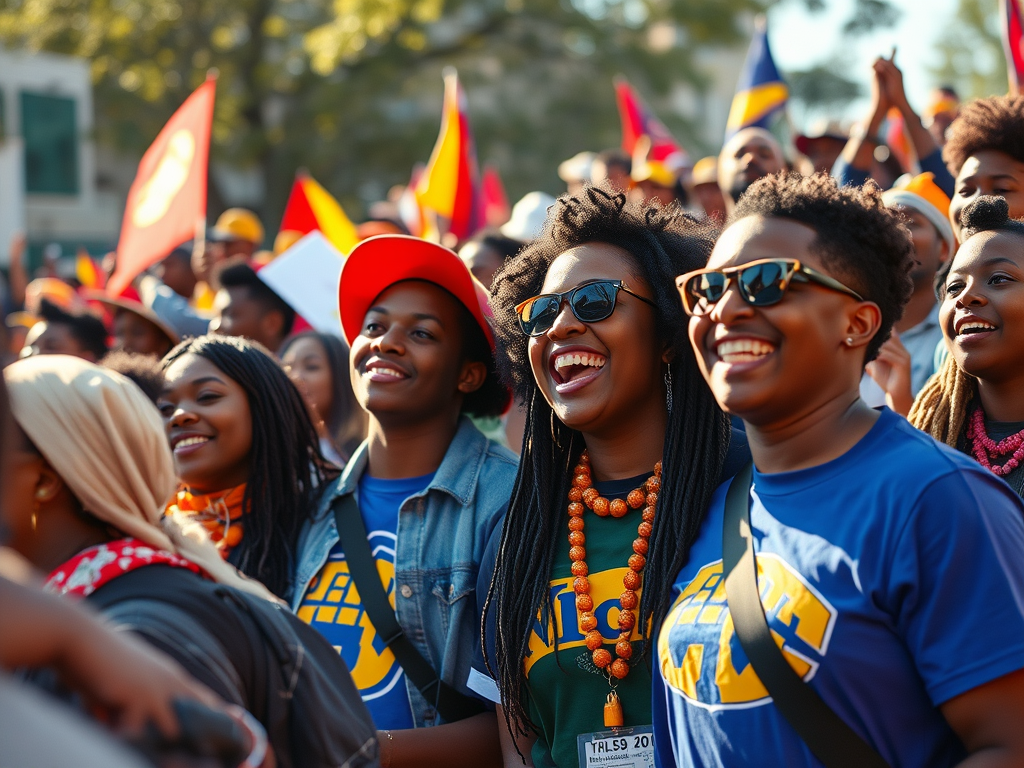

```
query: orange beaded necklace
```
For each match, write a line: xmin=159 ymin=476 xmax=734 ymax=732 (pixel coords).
xmin=567 ymin=450 xmax=661 ymax=727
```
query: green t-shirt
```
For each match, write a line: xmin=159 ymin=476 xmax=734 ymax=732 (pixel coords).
xmin=473 ymin=474 xmax=655 ymax=768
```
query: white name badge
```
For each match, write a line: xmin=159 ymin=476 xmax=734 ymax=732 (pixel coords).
xmin=577 ymin=725 xmax=654 ymax=768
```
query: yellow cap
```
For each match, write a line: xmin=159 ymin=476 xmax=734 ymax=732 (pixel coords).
xmin=691 ymin=156 xmax=719 ymax=186
xmin=24 ymin=278 xmax=83 ymax=314
xmin=212 ymin=208 xmax=264 ymax=245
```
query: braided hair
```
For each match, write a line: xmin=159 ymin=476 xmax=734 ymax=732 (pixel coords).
xmin=483 ymin=186 xmax=731 ymax=738
xmin=161 ymin=335 xmax=337 ymax=598
xmin=909 ymin=196 xmax=1024 ymax=445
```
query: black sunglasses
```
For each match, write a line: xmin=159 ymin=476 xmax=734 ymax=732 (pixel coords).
xmin=676 ymin=259 xmax=864 ymax=317
xmin=514 ymin=279 xmax=657 ymax=337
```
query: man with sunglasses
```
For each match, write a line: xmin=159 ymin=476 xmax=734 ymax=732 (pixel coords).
xmin=655 ymin=172 xmax=1024 ymax=768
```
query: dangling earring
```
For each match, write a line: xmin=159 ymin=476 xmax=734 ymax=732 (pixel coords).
xmin=664 ymin=366 xmax=674 ymax=413
xmin=31 ymin=489 xmax=46 ymax=532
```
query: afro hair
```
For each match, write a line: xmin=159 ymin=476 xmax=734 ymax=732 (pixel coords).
xmin=943 ymin=94 xmax=1024 ymax=174
xmin=729 ymin=172 xmax=914 ymax=362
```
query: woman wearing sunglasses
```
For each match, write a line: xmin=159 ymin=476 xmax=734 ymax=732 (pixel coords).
xmin=470 ymin=187 xmax=747 ymax=768
xmin=656 ymin=173 xmax=1024 ymax=768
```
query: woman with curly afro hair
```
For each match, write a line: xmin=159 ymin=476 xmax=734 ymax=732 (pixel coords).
xmin=468 ymin=187 xmax=748 ymax=768
xmin=658 ymin=172 xmax=1024 ymax=768
xmin=911 ymin=196 xmax=1024 ymax=499
xmin=944 ymin=94 xmax=1024 ymax=241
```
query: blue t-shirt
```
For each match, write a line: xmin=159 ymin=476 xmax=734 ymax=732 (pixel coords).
xmin=297 ymin=472 xmax=434 ymax=730
xmin=654 ymin=408 xmax=1024 ymax=768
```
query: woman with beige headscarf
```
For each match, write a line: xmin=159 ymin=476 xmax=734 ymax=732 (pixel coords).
xmin=2 ymin=355 xmax=378 ymax=768
xmin=1 ymin=353 xmax=275 ymax=601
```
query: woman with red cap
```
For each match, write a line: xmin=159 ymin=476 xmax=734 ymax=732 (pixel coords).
xmin=292 ymin=235 xmax=518 ymax=767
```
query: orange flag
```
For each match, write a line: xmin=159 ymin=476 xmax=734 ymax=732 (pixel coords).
xmin=415 ymin=69 xmax=485 ymax=241
xmin=108 ymin=77 xmax=215 ymax=295
xmin=279 ymin=172 xmax=360 ymax=254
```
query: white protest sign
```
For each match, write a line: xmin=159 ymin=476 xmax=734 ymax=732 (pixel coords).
xmin=257 ymin=231 xmax=345 ymax=335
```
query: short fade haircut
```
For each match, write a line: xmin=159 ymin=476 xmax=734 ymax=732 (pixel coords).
xmin=216 ymin=261 xmax=296 ymax=334
xmin=36 ymin=299 xmax=109 ymax=360
xmin=100 ymin=349 xmax=164 ymax=403
xmin=943 ymin=94 xmax=1024 ymax=174
xmin=729 ymin=172 xmax=914 ymax=362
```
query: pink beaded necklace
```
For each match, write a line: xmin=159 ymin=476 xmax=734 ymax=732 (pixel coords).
xmin=967 ymin=408 xmax=1024 ymax=476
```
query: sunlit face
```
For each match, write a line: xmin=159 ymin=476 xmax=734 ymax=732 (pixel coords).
xmin=282 ymin=336 xmax=334 ymax=426
xmin=210 ymin=287 xmax=281 ymax=353
xmin=950 ymin=150 xmax=1024 ymax=241
xmin=114 ymin=309 xmax=173 ymax=358
xmin=687 ymin=216 xmax=875 ymax=426
xmin=157 ymin=353 xmax=253 ymax=493
xmin=898 ymin=207 xmax=949 ymax=291
xmin=526 ymin=243 xmax=664 ymax=437
xmin=349 ymin=281 xmax=482 ymax=424
xmin=718 ymin=130 xmax=785 ymax=204
xmin=0 ymin=419 xmax=45 ymax=558
xmin=940 ymin=230 xmax=1024 ymax=386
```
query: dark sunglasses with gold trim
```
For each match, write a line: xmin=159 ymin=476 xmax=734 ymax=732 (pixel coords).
xmin=514 ymin=279 xmax=657 ymax=337
xmin=676 ymin=258 xmax=864 ymax=317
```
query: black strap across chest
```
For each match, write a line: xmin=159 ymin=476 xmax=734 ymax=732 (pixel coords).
xmin=722 ymin=463 xmax=890 ymax=768
xmin=331 ymin=493 xmax=485 ymax=723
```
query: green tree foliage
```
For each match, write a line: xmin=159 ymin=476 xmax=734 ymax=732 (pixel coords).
xmin=929 ymin=0 xmax=1008 ymax=100
xmin=0 ymin=0 xmax=763 ymax=225
xmin=0 ymin=0 xmax=892 ymax=227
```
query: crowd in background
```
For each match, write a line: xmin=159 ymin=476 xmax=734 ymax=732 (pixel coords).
xmin=2 ymin=48 xmax=1024 ymax=768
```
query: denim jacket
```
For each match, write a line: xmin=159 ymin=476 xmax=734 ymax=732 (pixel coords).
xmin=292 ymin=416 xmax=518 ymax=727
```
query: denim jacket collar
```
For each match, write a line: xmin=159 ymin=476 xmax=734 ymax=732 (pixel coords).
xmin=334 ymin=416 xmax=490 ymax=506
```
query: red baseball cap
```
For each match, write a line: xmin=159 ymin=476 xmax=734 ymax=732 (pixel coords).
xmin=338 ymin=235 xmax=498 ymax=350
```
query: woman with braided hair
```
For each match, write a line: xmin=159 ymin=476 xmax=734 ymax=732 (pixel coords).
xmin=468 ymin=187 xmax=747 ymax=768
xmin=910 ymin=195 xmax=1024 ymax=498
xmin=157 ymin=335 xmax=339 ymax=599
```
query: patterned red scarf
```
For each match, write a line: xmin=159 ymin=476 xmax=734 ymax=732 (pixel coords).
xmin=45 ymin=537 xmax=205 ymax=598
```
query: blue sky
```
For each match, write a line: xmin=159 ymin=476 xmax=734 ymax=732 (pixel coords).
xmin=768 ymin=0 xmax=960 ymax=127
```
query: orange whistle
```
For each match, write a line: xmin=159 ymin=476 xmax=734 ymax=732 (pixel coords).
xmin=604 ymin=691 xmax=623 ymax=728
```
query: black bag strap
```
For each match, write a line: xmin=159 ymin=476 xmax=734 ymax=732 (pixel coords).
xmin=722 ymin=464 xmax=890 ymax=768
xmin=331 ymin=493 xmax=486 ymax=723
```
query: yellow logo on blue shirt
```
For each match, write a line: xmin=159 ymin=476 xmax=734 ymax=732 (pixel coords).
xmin=658 ymin=555 xmax=837 ymax=709
xmin=525 ymin=567 xmax=642 ymax=675
xmin=297 ymin=535 xmax=403 ymax=700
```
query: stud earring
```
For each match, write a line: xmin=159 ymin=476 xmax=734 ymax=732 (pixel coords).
xmin=845 ymin=337 xmax=854 ymax=346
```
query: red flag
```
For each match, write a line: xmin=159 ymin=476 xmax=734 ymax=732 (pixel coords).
xmin=280 ymin=172 xmax=359 ymax=254
xmin=108 ymin=77 xmax=215 ymax=295
xmin=415 ymin=69 xmax=485 ymax=241
xmin=614 ymin=77 xmax=689 ymax=169
xmin=482 ymin=166 xmax=511 ymax=227
xmin=1002 ymin=0 xmax=1024 ymax=93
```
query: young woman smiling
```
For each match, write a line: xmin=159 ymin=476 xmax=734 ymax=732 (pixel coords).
xmin=656 ymin=173 xmax=1024 ymax=768
xmin=471 ymin=188 xmax=746 ymax=768
xmin=910 ymin=196 xmax=1024 ymax=498
xmin=158 ymin=335 xmax=337 ymax=600
xmin=292 ymin=235 xmax=516 ymax=768
xmin=281 ymin=331 xmax=367 ymax=466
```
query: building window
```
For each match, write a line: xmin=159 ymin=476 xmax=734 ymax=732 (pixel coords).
xmin=21 ymin=91 xmax=78 ymax=195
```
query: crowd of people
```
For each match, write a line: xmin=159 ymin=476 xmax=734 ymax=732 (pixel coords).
xmin=2 ymin=51 xmax=1024 ymax=768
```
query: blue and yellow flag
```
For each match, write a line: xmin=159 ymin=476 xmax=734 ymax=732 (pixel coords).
xmin=725 ymin=17 xmax=788 ymax=139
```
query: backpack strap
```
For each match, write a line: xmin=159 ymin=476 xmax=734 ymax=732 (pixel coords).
xmin=331 ymin=494 xmax=486 ymax=723
xmin=722 ymin=463 xmax=890 ymax=768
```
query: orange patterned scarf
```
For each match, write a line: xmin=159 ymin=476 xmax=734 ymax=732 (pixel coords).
xmin=165 ymin=485 xmax=247 ymax=558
